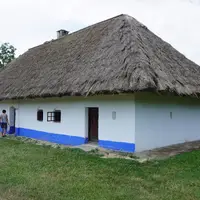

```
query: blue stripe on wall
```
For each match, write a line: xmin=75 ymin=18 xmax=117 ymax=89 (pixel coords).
xmin=15 ymin=127 xmax=135 ymax=152
xmin=99 ymin=140 xmax=135 ymax=152
xmin=16 ymin=128 xmax=87 ymax=146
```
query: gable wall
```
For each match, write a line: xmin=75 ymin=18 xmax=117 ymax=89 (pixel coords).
xmin=135 ymin=93 xmax=200 ymax=151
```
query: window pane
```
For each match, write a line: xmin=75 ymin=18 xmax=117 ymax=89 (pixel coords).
xmin=47 ymin=112 xmax=53 ymax=122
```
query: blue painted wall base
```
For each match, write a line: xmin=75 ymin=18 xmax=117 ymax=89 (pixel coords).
xmin=15 ymin=127 xmax=135 ymax=152
xmin=99 ymin=140 xmax=135 ymax=152
xmin=16 ymin=128 xmax=87 ymax=146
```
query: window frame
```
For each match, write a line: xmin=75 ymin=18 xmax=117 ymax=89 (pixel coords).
xmin=47 ymin=110 xmax=61 ymax=123
xmin=47 ymin=111 xmax=54 ymax=122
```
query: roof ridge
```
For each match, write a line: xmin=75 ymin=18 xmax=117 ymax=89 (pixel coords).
xmin=27 ymin=14 xmax=132 ymax=52
xmin=55 ymin=14 xmax=128 ymax=40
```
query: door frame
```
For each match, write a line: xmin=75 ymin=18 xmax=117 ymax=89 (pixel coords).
xmin=88 ymin=107 xmax=99 ymax=142
xmin=9 ymin=106 xmax=16 ymax=134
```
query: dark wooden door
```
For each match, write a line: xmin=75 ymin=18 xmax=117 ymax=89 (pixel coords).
xmin=88 ymin=108 xmax=99 ymax=141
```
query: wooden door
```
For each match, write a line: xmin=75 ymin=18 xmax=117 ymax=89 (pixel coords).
xmin=88 ymin=108 xmax=99 ymax=141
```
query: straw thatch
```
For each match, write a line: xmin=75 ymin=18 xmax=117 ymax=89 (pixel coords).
xmin=0 ymin=14 xmax=200 ymax=100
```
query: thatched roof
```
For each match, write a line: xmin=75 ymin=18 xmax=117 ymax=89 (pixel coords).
xmin=0 ymin=14 xmax=200 ymax=100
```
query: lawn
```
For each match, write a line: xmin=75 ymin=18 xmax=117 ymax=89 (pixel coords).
xmin=1 ymin=138 xmax=200 ymax=200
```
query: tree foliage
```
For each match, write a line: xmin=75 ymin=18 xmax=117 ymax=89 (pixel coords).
xmin=0 ymin=43 xmax=16 ymax=68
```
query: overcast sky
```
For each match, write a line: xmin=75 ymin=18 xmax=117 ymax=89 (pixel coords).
xmin=0 ymin=0 xmax=200 ymax=64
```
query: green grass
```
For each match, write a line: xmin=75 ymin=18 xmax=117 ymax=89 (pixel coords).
xmin=1 ymin=139 xmax=200 ymax=200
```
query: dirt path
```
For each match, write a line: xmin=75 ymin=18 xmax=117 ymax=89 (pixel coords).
xmin=4 ymin=135 xmax=200 ymax=162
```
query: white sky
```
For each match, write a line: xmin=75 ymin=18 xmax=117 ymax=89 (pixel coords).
xmin=0 ymin=0 xmax=200 ymax=64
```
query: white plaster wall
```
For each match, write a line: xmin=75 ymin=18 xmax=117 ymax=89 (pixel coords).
xmin=135 ymin=93 xmax=200 ymax=152
xmin=99 ymin=101 xmax=135 ymax=143
xmin=0 ymin=103 xmax=10 ymax=116
xmin=18 ymin=100 xmax=85 ymax=137
xmin=11 ymin=95 xmax=135 ymax=143
xmin=0 ymin=101 xmax=19 ymax=128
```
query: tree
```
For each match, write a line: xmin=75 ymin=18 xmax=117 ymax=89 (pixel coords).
xmin=0 ymin=43 xmax=16 ymax=68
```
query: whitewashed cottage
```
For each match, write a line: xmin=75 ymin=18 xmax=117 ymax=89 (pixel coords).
xmin=1 ymin=14 xmax=200 ymax=152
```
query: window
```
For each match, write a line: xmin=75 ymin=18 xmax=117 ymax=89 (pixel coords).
xmin=47 ymin=110 xmax=61 ymax=122
xmin=37 ymin=109 xmax=43 ymax=121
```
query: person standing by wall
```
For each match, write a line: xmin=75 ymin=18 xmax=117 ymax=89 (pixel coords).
xmin=0 ymin=110 xmax=9 ymax=137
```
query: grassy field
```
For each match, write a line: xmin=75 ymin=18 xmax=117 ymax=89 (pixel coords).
xmin=0 ymin=138 xmax=200 ymax=200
